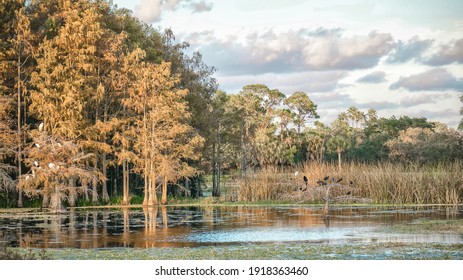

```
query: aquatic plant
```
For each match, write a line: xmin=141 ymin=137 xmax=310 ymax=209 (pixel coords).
xmin=0 ymin=243 xmax=49 ymax=260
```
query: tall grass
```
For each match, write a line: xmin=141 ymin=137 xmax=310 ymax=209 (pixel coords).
xmin=236 ymin=161 xmax=463 ymax=205
xmin=237 ymin=167 xmax=294 ymax=202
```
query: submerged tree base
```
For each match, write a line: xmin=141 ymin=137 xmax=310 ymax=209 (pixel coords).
xmin=48 ymin=192 xmax=67 ymax=214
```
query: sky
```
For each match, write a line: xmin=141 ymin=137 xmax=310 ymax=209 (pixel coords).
xmin=112 ymin=0 xmax=463 ymax=128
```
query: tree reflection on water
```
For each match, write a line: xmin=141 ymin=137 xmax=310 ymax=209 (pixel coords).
xmin=0 ymin=206 xmax=462 ymax=248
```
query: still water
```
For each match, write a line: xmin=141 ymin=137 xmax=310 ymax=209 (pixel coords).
xmin=0 ymin=206 xmax=462 ymax=248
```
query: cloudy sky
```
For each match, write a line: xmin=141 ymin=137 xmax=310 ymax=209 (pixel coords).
xmin=113 ymin=0 xmax=463 ymax=128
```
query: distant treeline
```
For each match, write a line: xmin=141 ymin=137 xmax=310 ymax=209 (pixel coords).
xmin=1 ymin=0 xmax=462 ymax=211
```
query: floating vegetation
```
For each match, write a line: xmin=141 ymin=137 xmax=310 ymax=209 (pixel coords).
xmin=41 ymin=242 xmax=463 ymax=260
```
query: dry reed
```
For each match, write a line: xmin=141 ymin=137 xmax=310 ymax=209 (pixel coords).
xmin=235 ymin=161 xmax=463 ymax=205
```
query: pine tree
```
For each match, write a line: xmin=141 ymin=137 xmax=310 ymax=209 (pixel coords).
xmin=284 ymin=91 xmax=319 ymax=134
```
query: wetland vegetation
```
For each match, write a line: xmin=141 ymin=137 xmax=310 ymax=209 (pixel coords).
xmin=40 ymin=242 xmax=463 ymax=260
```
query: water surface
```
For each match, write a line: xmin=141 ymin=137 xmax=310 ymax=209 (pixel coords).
xmin=0 ymin=206 xmax=462 ymax=248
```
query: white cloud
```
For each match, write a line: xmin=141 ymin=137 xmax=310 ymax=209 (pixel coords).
xmin=134 ymin=0 xmax=213 ymax=23
xmin=190 ymin=0 xmax=213 ymax=13
xmin=390 ymin=68 xmax=463 ymax=92
xmin=426 ymin=38 xmax=463 ymax=66
xmin=134 ymin=0 xmax=163 ymax=23
xmin=399 ymin=93 xmax=451 ymax=106
xmin=302 ymin=31 xmax=394 ymax=70
xmin=216 ymin=71 xmax=347 ymax=95
xmin=189 ymin=29 xmax=394 ymax=75
xmin=387 ymin=36 xmax=433 ymax=63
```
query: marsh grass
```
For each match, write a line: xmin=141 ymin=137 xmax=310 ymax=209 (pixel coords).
xmin=237 ymin=167 xmax=294 ymax=202
xmin=236 ymin=162 xmax=463 ymax=204
xmin=386 ymin=218 xmax=463 ymax=234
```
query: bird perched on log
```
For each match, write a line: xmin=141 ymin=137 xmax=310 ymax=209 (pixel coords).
xmin=317 ymin=180 xmax=327 ymax=186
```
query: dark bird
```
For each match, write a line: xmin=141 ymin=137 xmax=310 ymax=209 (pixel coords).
xmin=317 ymin=180 xmax=327 ymax=186
xmin=303 ymin=175 xmax=308 ymax=186
xmin=336 ymin=177 xmax=343 ymax=183
xmin=323 ymin=176 xmax=329 ymax=181
xmin=349 ymin=180 xmax=354 ymax=185
xmin=346 ymin=191 xmax=351 ymax=196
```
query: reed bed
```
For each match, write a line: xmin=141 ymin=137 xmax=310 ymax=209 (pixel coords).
xmin=237 ymin=167 xmax=294 ymax=202
xmin=236 ymin=161 xmax=463 ymax=205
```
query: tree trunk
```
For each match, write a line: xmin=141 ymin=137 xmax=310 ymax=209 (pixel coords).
xmin=113 ymin=165 xmax=118 ymax=197
xmin=213 ymin=126 xmax=221 ymax=197
xmin=147 ymin=162 xmax=157 ymax=207
xmin=185 ymin=178 xmax=190 ymax=196
xmin=17 ymin=191 xmax=23 ymax=208
xmin=17 ymin=50 xmax=23 ymax=208
xmin=101 ymin=153 xmax=109 ymax=202
xmin=212 ymin=142 xmax=217 ymax=196
xmin=143 ymin=164 xmax=148 ymax=206
xmin=161 ymin=176 xmax=168 ymax=204
xmin=68 ymin=177 xmax=76 ymax=207
xmin=82 ymin=179 xmax=89 ymax=201
xmin=337 ymin=146 xmax=342 ymax=171
xmin=101 ymin=101 xmax=109 ymax=202
xmin=50 ymin=185 xmax=66 ymax=214
xmin=92 ymin=156 xmax=98 ymax=203
xmin=197 ymin=176 xmax=203 ymax=197
xmin=217 ymin=128 xmax=221 ymax=196
xmin=42 ymin=194 xmax=49 ymax=208
xmin=239 ymin=120 xmax=245 ymax=176
xmin=122 ymin=159 xmax=129 ymax=205
xmin=147 ymin=176 xmax=153 ymax=206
